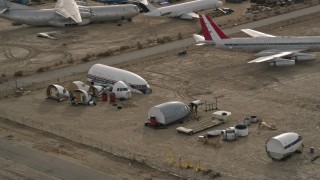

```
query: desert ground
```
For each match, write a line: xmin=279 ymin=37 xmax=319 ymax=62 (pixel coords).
xmin=1 ymin=0 xmax=320 ymax=179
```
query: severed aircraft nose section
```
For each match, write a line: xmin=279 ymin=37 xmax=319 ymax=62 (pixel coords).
xmin=133 ymin=5 xmax=140 ymax=14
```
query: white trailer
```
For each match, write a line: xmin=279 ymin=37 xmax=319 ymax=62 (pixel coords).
xmin=266 ymin=132 xmax=303 ymax=160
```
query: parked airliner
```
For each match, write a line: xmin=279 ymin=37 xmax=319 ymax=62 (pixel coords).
xmin=138 ymin=0 xmax=222 ymax=19
xmin=193 ymin=15 xmax=319 ymax=66
xmin=0 ymin=0 xmax=139 ymax=27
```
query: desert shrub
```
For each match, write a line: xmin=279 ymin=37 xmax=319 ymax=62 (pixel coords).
xmin=119 ymin=45 xmax=130 ymax=51
xmin=82 ymin=56 xmax=90 ymax=62
xmin=136 ymin=41 xmax=143 ymax=49
xmin=37 ymin=66 xmax=50 ymax=73
xmin=163 ymin=36 xmax=172 ymax=42
xmin=156 ymin=37 xmax=165 ymax=44
xmin=97 ymin=50 xmax=113 ymax=57
xmin=68 ymin=58 xmax=74 ymax=64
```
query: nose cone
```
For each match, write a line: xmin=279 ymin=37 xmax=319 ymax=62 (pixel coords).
xmin=217 ymin=1 xmax=223 ymax=7
xmin=133 ymin=5 xmax=140 ymax=14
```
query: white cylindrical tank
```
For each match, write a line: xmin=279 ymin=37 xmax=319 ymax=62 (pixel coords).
xmin=148 ymin=101 xmax=190 ymax=126
xmin=250 ymin=115 xmax=257 ymax=123
xmin=222 ymin=129 xmax=237 ymax=141
xmin=266 ymin=132 xmax=303 ymax=160
xmin=235 ymin=124 xmax=249 ymax=137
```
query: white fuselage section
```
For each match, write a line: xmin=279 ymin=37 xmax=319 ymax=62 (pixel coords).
xmin=145 ymin=0 xmax=221 ymax=17
xmin=0 ymin=4 xmax=139 ymax=27
xmin=212 ymin=36 xmax=320 ymax=52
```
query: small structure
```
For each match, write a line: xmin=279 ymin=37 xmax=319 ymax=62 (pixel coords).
xmin=212 ymin=111 xmax=231 ymax=122
xmin=46 ymin=84 xmax=70 ymax=102
xmin=70 ymin=89 xmax=92 ymax=105
xmin=112 ymin=81 xmax=132 ymax=99
xmin=68 ymin=81 xmax=90 ymax=92
xmin=146 ymin=101 xmax=190 ymax=127
xmin=266 ymin=132 xmax=303 ymax=160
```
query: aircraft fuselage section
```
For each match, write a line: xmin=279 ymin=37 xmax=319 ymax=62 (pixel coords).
xmin=0 ymin=4 xmax=139 ymax=27
xmin=90 ymin=5 xmax=139 ymax=22
xmin=215 ymin=37 xmax=320 ymax=52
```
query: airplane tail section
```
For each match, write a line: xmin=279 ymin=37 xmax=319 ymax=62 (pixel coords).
xmin=199 ymin=15 xmax=229 ymax=41
xmin=0 ymin=0 xmax=9 ymax=13
xmin=138 ymin=0 xmax=156 ymax=13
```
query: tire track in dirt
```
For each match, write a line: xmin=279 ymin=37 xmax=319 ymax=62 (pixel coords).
xmin=144 ymin=70 xmax=193 ymax=102
xmin=0 ymin=44 xmax=72 ymax=68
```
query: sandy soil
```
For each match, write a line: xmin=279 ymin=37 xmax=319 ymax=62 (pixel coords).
xmin=1 ymin=0 xmax=320 ymax=179
xmin=1 ymin=0 xmax=316 ymax=79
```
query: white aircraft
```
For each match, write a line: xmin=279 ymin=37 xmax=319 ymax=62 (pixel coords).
xmin=193 ymin=15 xmax=319 ymax=66
xmin=0 ymin=0 xmax=139 ymax=27
xmin=138 ymin=0 xmax=222 ymax=19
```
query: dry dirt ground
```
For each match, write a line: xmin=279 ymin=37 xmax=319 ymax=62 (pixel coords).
xmin=1 ymin=0 xmax=320 ymax=180
xmin=0 ymin=0 xmax=317 ymax=79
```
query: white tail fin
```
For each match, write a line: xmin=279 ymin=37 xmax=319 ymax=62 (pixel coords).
xmin=138 ymin=0 xmax=156 ymax=13
xmin=55 ymin=0 xmax=82 ymax=23
xmin=0 ymin=0 xmax=8 ymax=13
xmin=199 ymin=15 xmax=229 ymax=41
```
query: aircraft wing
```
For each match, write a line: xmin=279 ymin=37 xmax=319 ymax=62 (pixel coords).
xmin=247 ymin=51 xmax=295 ymax=63
xmin=0 ymin=8 xmax=7 ymax=13
xmin=241 ymin=29 xmax=276 ymax=38
xmin=180 ymin=12 xmax=199 ymax=19
xmin=193 ymin=34 xmax=205 ymax=45
xmin=55 ymin=0 xmax=82 ymax=23
xmin=37 ymin=32 xmax=57 ymax=40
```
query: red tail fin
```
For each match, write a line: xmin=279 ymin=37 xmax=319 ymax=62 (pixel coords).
xmin=199 ymin=15 xmax=229 ymax=40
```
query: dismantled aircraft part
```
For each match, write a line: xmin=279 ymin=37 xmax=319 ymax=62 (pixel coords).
xmin=70 ymin=89 xmax=92 ymax=105
xmin=266 ymin=132 xmax=303 ymax=160
xmin=212 ymin=111 xmax=231 ymax=122
xmin=46 ymin=84 xmax=70 ymax=101
xmin=37 ymin=32 xmax=57 ymax=40
xmin=87 ymin=64 xmax=152 ymax=94
xmin=112 ymin=81 xmax=132 ymax=99
xmin=148 ymin=101 xmax=190 ymax=126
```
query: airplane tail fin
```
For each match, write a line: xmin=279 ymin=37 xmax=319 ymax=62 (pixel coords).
xmin=199 ymin=15 xmax=229 ymax=41
xmin=138 ymin=0 xmax=156 ymax=13
xmin=0 ymin=0 xmax=9 ymax=13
